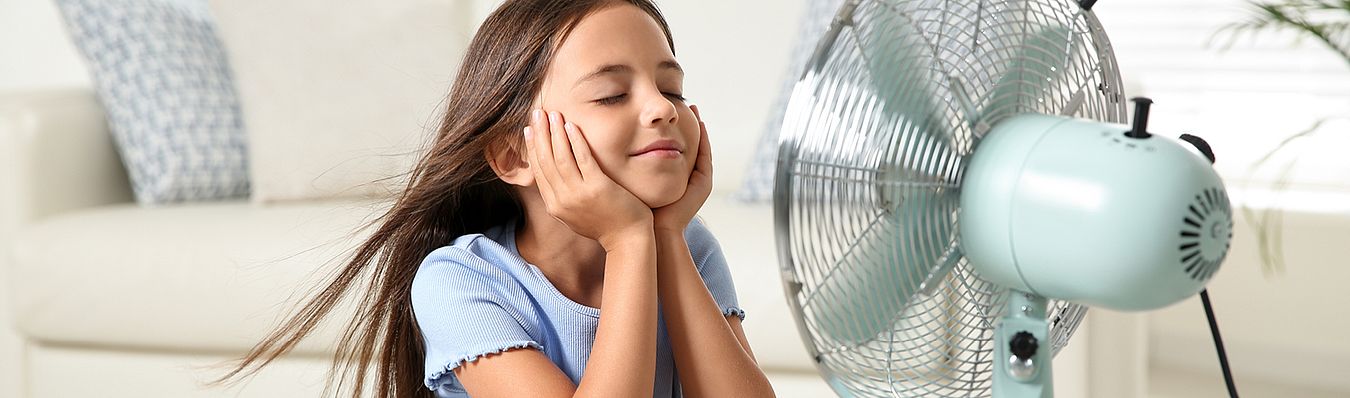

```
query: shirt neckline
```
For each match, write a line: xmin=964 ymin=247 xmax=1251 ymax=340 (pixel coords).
xmin=500 ymin=220 xmax=602 ymax=318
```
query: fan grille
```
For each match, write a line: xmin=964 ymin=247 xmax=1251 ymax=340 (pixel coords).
xmin=774 ymin=0 xmax=1124 ymax=396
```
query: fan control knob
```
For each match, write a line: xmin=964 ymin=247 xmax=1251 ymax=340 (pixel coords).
xmin=1125 ymin=97 xmax=1153 ymax=139
xmin=1010 ymin=331 xmax=1039 ymax=360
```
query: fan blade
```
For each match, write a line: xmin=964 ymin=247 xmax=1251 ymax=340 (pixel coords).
xmin=981 ymin=21 xmax=1077 ymax=120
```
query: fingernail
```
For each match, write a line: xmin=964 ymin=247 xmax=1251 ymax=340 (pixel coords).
xmin=523 ymin=126 xmax=532 ymax=139
xmin=532 ymin=109 xmax=543 ymax=122
xmin=548 ymin=111 xmax=560 ymax=124
xmin=564 ymin=122 xmax=575 ymax=133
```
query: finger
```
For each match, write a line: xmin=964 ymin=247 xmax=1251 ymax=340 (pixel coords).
xmin=548 ymin=112 xmax=581 ymax=182
xmin=531 ymin=109 xmax=565 ymax=187
xmin=564 ymin=121 xmax=601 ymax=181
xmin=526 ymin=122 xmax=563 ymax=212
xmin=695 ymin=118 xmax=713 ymax=174
xmin=688 ymin=103 xmax=710 ymax=173
xmin=523 ymin=125 xmax=538 ymax=179
xmin=524 ymin=126 xmax=556 ymax=200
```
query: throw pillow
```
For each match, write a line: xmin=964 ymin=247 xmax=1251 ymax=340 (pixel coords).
xmin=56 ymin=0 xmax=250 ymax=205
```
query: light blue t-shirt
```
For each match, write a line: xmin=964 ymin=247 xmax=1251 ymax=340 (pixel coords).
xmin=411 ymin=217 xmax=744 ymax=397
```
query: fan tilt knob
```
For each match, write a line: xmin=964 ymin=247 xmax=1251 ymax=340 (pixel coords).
xmin=1125 ymin=97 xmax=1153 ymax=139
xmin=1007 ymin=331 xmax=1040 ymax=382
xmin=1010 ymin=331 xmax=1039 ymax=360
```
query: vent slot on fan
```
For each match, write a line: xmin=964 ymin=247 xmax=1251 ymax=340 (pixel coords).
xmin=1179 ymin=187 xmax=1233 ymax=282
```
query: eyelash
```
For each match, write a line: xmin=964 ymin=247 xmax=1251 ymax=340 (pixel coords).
xmin=595 ymin=92 xmax=687 ymax=106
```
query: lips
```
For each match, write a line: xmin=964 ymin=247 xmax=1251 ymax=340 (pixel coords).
xmin=630 ymin=139 xmax=682 ymax=156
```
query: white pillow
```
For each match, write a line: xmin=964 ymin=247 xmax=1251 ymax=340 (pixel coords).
xmin=209 ymin=0 xmax=472 ymax=203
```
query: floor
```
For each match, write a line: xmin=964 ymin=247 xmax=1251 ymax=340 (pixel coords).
xmin=1148 ymin=364 xmax=1348 ymax=398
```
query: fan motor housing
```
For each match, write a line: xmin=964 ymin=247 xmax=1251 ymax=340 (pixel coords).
xmin=959 ymin=114 xmax=1232 ymax=311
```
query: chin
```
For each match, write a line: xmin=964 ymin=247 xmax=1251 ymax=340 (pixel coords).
xmin=636 ymin=184 xmax=688 ymax=208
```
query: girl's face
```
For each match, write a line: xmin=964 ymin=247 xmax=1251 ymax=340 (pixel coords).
xmin=535 ymin=4 xmax=699 ymax=208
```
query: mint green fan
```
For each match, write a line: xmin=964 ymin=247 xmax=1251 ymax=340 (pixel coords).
xmin=773 ymin=0 xmax=1234 ymax=397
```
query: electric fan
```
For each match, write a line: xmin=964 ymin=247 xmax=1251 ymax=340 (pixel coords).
xmin=773 ymin=0 xmax=1234 ymax=397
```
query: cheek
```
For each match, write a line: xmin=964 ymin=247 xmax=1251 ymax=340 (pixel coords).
xmin=571 ymin=120 xmax=628 ymax=164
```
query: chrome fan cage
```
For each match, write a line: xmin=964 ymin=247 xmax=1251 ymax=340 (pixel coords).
xmin=773 ymin=0 xmax=1126 ymax=396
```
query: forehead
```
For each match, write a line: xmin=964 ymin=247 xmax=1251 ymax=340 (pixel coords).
xmin=549 ymin=5 xmax=674 ymax=78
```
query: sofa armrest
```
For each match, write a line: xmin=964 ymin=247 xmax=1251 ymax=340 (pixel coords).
xmin=0 ymin=88 xmax=133 ymax=398
xmin=0 ymin=88 xmax=133 ymax=233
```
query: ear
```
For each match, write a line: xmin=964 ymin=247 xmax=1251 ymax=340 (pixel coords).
xmin=486 ymin=140 xmax=534 ymax=187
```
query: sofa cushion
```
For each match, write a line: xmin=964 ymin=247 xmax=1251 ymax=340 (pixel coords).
xmin=9 ymin=198 xmax=384 ymax=356
xmin=7 ymin=192 xmax=818 ymax=372
xmin=208 ymin=0 xmax=470 ymax=203
xmin=55 ymin=0 xmax=250 ymax=205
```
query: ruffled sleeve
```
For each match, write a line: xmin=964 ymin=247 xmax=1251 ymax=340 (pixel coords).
xmin=411 ymin=245 xmax=544 ymax=393
xmin=685 ymin=217 xmax=746 ymax=321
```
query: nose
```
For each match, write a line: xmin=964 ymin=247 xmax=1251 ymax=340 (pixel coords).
xmin=640 ymin=89 xmax=678 ymax=128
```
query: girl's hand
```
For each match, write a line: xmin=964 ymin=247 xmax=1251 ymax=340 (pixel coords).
xmin=652 ymin=104 xmax=713 ymax=234
xmin=526 ymin=110 xmax=652 ymax=249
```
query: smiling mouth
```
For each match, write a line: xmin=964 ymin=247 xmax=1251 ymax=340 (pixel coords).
xmin=631 ymin=138 xmax=683 ymax=158
xmin=633 ymin=149 xmax=682 ymax=159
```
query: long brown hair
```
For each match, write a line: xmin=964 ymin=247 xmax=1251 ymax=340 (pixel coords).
xmin=214 ymin=1 xmax=675 ymax=396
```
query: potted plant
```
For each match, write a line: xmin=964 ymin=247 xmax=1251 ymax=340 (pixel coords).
xmin=1213 ymin=0 xmax=1350 ymax=274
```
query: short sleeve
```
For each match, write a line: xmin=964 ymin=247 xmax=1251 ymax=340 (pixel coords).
xmin=685 ymin=217 xmax=746 ymax=321
xmin=411 ymin=247 xmax=543 ymax=393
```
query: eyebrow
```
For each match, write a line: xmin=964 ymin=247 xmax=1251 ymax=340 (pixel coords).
xmin=572 ymin=60 xmax=684 ymax=88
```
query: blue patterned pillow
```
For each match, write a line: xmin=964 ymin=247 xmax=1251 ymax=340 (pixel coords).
xmin=56 ymin=0 xmax=249 ymax=205
xmin=735 ymin=0 xmax=846 ymax=203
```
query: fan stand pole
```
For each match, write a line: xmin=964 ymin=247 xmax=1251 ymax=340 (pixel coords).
xmin=993 ymin=290 xmax=1054 ymax=398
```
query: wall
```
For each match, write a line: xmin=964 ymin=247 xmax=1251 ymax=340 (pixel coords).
xmin=0 ymin=0 xmax=91 ymax=92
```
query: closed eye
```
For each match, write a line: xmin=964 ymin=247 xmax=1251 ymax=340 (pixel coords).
xmin=595 ymin=94 xmax=627 ymax=105
xmin=594 ymin=92 xmax=687 ymax=106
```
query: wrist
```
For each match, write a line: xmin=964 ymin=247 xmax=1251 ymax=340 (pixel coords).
xmin=653 ymin=228 xmax=689 ymax=253
xmin=597 ymin=220 xmax=655 ymax=252
xmin=652 ymin=223 xmax=680 ymax=235
xmin=652 ymin=216 xmax=691 ymax=234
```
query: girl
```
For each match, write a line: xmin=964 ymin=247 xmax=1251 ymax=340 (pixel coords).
xmin=217 ymin=1 xmax=775 ymax=397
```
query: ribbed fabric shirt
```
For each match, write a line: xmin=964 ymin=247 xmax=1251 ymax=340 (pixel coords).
xmin=411 ymin=217 xmax=744 ymax=397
